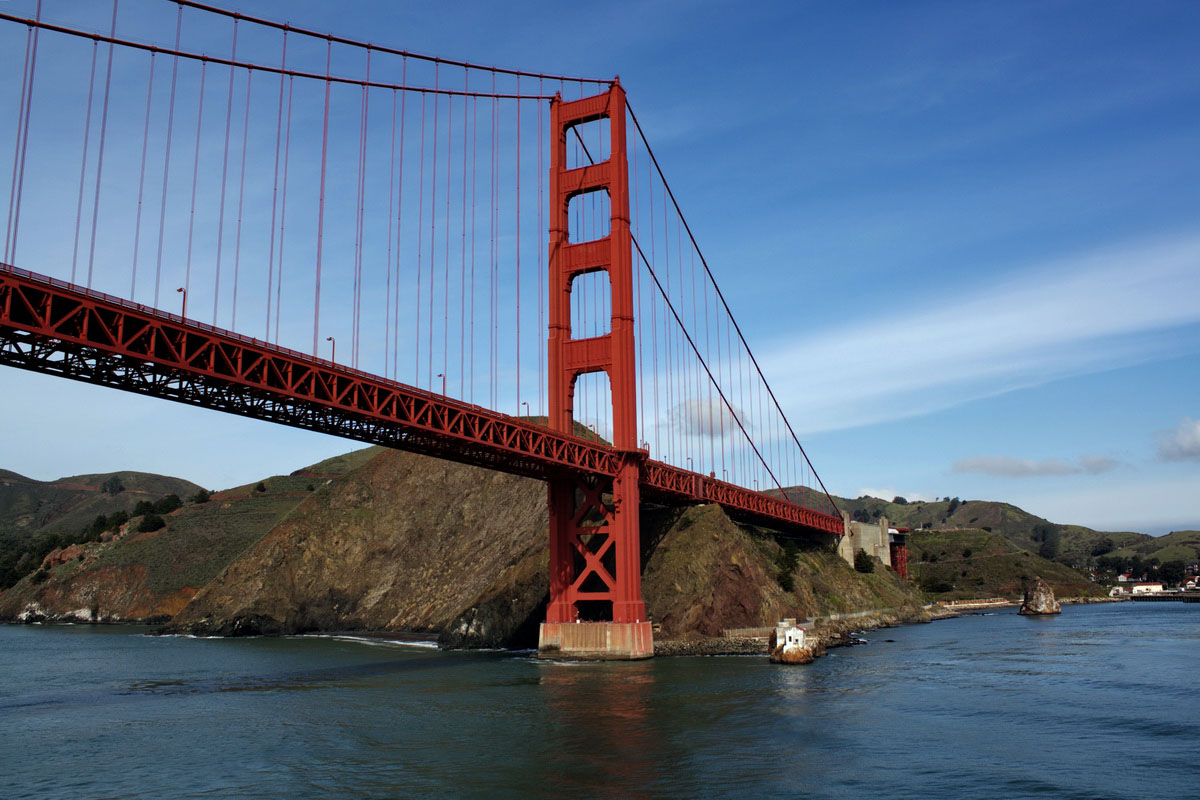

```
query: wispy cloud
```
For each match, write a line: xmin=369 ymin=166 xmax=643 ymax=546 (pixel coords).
xmin=763 ymin=232 xmax=1200 ymax=433
xmin=1157 ymin=417 xmax=1200 ymax=462
xmin=952 ymin=454 xmax=1120 ymax=477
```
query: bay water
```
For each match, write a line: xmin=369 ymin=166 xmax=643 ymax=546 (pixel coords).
xmin=2 ymin=602 xmax=1196 ymax=798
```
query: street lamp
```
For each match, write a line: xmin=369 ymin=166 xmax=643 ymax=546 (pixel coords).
xmin=326 ymin=336 xmax=335 ymax=363
xmin=436 ymin=372 xmax=446 ymax=394
xmin=176 ymin=287 xmax=187 ymax=317
xmin=521 ymin=401 xmax=529 ymax=418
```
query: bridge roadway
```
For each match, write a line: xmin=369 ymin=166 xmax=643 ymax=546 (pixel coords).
xmin=0 ymin=263 xmax=843 ymax=538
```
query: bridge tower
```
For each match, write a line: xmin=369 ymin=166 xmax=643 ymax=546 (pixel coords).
xmin=539 ymin=82 xmax=653 ymax=659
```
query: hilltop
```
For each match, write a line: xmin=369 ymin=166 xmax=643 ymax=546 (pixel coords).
xmin=1 ymin=447 xmax=926 ymax=645
xmin=10 ymin=447 xmax=1186 ymax=641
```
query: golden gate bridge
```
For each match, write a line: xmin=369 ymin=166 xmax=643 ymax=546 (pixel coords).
xmin=0 ymin=0 xmax=844 ymax=658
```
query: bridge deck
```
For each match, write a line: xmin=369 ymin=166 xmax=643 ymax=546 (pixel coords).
xmin=0 ymin=263 xmax=843 ymax=537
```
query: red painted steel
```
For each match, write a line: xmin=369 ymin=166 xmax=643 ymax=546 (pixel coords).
xmin=545 ymin=84 xmax=649 ymax=628
xmin=0 ymin=261 xmax=843 ymax=539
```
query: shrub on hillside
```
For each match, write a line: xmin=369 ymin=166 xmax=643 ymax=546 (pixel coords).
xmin=892 ymin=496 xmax=909 ymax=505
xmin=138 ymin=514 xmax=166 ymax=533
xmin=153 ymin=494 xmax=182 ymax=514
xmin=854 ymin=549 xmax=875 ymax=573
xmin=190 ymin=488 xmax=211 ymax=504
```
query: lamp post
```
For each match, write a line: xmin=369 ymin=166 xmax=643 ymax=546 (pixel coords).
xmin=521 ymin=401 xmax=529 ymax=418
xmin=326 ymin=336 xmax=335 ymax=363
xmin=436 ymin=372 xmax=446 ymax=395
xmin=176 ymin=287 xmax=187 ymax=317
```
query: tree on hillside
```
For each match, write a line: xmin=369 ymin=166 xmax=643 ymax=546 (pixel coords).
xmin=1032 ymin=523 xmax=1061 ymax=560
xmin=101 ymin=475 xmax=124 ymax=495
xmin=1091 ymin=537 xmax=1115 ymax=557
xmin=153 ymin=494 xmax=182 ymax=514
xmin=137 ymin=514 xmax=165 ymax=533
xmin=1159 ymin=560 xmax=1187 ymax=586
xmin=190 ymin=488 xmax=211 ymax=504
xmin=947 ymin=497 xmax=961 ymax=516
xmin=892 ymin=496 xmax=908 ymax=506
xmin=854 ymin=549 xmax=875 ymax=573
xmin=851 ymin=509 xmax=871 ymax=523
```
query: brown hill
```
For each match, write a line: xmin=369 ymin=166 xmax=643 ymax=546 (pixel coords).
xmin=0 ymin=451 xmax=373 ymax=623
xmin=0 ymin=469 xmax=203 ymax=541
xmin=163 ymin=448 xmax=924 ymax=646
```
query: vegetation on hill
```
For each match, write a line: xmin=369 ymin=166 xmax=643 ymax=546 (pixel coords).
xmin=0 ymin=450 xmax=387 ymax=619
xmin=908 ymin=529 xmax=1103 ymax=600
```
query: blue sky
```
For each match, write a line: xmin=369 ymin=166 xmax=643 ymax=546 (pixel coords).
xmin=1 ymin=0 xmax=1197 ymax=534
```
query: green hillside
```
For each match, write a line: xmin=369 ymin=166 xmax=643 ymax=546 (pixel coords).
xmin=0 ymin=469 xmax=203 ymax=541
xmin=908 ymin=529 xmax=1103 ymax=600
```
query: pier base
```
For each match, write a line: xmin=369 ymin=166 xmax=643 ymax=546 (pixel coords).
xmin=537 ymin=622 xmax=654 ymax=660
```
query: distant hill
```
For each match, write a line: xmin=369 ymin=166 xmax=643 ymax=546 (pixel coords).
xmin=2 ymin=446 xmax=927 ymax=644
xmin=0 ymin=449 xmax=377 ymax=619
xmin=0 ymin=469 xmax=203 ymax=542
xmin=784 ymin=490 xmax=1155 ymax=566
xmin=907 ymin=529 xmax=1103 ymax=600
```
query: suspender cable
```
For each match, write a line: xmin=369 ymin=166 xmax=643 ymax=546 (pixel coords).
xmin=443 ymin=89 xmax=452 ymax=392
xmin=184 ymin=59 xmax=208 ymax=304
xmin=71 ymin=42 xmax=98 ymax=284
xmin=313 ymin=38 xmax=331 ymax=356
xmin=4 ymin=20 xmax=33 ymax=263
xmin=130 ymin=52 xmax=156 ymax=299
xmin=265 ymin=29 xmax=288 ymax=340
xmin=5 ymin=0 xmax=40 ymax=265
xmin=213 ymin=20 xmax=239 ymax=325
xmin=231 ymin=68 xmax=252 ymax=332
xmin=627 ymin=99 xmax=839 ymax=513
xmin=414 ymin=88 xmax=425 ymax=384
xmin=274 ymin=74 xmax=294 ymax=344
xmin=153 ymin=6 xmax=182 ymax=307
xmin=515 ymin=75 xmax=522 ymax=414
xmin=460 ymin=69 xmax=469 ymax=398
xmin=86 ymin=0 xmax=120 ymax=290
xmin=393 ymin=57 xmax=407 ymax=381
xmin=385 ymin=88 xmax=396 ymax=378
xmin=469 ymin=92 xmax=478 ymax=403
xmin=537 ymin=79 xmax=545 ymax=417
xmin=429 ymin=64 xmax=439 ymax=388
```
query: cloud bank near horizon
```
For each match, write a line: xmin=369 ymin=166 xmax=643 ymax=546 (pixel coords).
xmin=952 ymin=454 xmax=1120 ymax=477
xmin=761 ymin=232 xmax=1200 ymax=434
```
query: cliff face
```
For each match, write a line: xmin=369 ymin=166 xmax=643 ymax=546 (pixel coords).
xmin=4 ymin=444 xmax=929 ymax=645
xmin=163 ymin=448 xmax=549 ymax=637
xmin=0 ymin=451 xmax=373 ymax=623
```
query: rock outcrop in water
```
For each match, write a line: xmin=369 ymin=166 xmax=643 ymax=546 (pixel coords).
xmin=1019 ymin=576 xmax=1062 ymax=615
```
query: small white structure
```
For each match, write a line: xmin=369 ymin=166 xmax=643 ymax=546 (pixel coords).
xmin=1131 ymin=582 xmax=1164 ymax=595
xmin=775 ymin=618 xmax=807 ymax=650
xmin=1117 ymin=574 xmax=1133 ymax=583
xmin=1109 ymin=586 xmax=1129 ymax=597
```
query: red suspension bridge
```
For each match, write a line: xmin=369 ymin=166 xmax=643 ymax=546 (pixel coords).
xmin=0 ymin=0 xmax=844 ymax=658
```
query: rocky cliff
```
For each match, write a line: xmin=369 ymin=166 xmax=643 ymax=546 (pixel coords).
xmin=4 ymin=445 xmax=929 ymax=645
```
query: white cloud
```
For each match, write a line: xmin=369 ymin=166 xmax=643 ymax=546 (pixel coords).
xmin=952 ymin=454 xmax=1120 ymax=477
xmin=761 ymin=233 xmax=1200 ymax=433
xmin=1157 ymin=417 xmax=1200 ymax=462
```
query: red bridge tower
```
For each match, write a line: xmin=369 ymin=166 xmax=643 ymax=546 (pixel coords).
xmin=539 ymin=82 xmax=653 ymax=659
